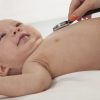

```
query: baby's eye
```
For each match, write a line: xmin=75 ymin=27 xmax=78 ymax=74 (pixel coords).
xmin=16 ymin=22 xmax=22 ymax=27
xmin=0 ymin=33 xmax=6 ymax=40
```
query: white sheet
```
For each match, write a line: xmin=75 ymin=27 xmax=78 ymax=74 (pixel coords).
xmin=1 ymin=71 xmax=100 ymax=100
xmin=1 ymin=17 xmax=100 ymax=100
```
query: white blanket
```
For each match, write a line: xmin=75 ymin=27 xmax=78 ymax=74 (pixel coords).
xmin=1 ymin=71 xmax=100 ymax=100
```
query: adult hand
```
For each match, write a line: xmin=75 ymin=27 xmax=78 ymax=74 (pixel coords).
xmin=68 ymin=0 xmax=100 ymax=21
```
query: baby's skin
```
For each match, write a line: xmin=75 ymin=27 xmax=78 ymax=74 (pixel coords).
xmin=0 ymin=18 xmax=100 ymax=97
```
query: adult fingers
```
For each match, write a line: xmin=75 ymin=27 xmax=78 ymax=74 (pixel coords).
xmin=69 ymin=0 xmax=94 ymax=21
xmin=68 ymin=0 xmax=81 ymax=19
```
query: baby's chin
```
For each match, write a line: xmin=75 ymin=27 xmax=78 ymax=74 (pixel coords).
xmin=19 ymin=35 xmax=42 ymax=59
xmin=17 ymin=31 xmax=42 ymax=47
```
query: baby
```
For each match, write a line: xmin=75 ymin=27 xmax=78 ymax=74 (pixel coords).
xmin=0 ymin=18 xmax=100 ymax=97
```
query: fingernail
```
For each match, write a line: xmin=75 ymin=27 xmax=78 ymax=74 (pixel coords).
xmin=69 ymin=14 xmax=78 ymax=21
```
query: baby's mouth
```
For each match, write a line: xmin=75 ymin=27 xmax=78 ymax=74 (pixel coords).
xmin=17 ymin=34 xmax=30 ymax=46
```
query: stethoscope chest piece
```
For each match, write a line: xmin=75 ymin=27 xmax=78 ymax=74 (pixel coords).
xmin=53 ymin=20 xmax=73 ymax=31
xmin=53 ymin=8 xmax=100 ymax=31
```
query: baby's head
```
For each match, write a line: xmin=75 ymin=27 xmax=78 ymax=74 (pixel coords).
xmin=0 ymin=19 xmax=42 ymax=76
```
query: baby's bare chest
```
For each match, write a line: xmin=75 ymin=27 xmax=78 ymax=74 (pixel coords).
xmin=28 ymin=32 xmax=83 ymax=76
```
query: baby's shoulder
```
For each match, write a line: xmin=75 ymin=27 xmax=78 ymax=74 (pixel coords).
xmin=23 ymin=48 xmax=51 ymax=74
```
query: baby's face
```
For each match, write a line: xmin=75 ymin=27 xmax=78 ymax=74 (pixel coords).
xmin=0 ymin=19 xmax=42 ymax=76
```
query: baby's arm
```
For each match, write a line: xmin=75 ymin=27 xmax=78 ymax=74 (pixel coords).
xmin=0 ymin=62 xmax=52 ymax=97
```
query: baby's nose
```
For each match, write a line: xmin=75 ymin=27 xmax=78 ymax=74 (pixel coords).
xmin=13 ymin=27 xmax=21 ymax=35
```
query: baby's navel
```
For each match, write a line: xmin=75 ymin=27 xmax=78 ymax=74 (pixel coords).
xmin=54 ymin=38 xmax=60 ymax=43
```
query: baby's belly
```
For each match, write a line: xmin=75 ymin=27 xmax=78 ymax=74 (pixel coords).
xmin=32 ymin=18 xmax=100 ymax=77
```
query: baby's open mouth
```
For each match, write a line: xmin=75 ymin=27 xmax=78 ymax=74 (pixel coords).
xmin=17 ymin=34 xmax=30 ymax=46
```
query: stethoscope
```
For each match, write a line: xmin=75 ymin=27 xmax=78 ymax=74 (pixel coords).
xmin=53 ymin=8 xmax=100 ymax=31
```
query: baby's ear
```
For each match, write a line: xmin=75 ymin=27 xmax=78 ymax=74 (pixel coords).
xmin=0 ymin=65 xmax=9 ymax=76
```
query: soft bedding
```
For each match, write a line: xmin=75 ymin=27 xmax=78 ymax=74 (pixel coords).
xmin=0 ymin=17 xmax=100 ymax=100
xmin=1 ymin=71 xmax=100 ymax=100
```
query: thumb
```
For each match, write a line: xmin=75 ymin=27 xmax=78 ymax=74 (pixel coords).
xmin=69 ymin=1 xmax=93 ymax=21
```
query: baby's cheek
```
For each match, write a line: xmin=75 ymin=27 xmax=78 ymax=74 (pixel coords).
xmin=24 ymin=25 xmax=42 ymax=39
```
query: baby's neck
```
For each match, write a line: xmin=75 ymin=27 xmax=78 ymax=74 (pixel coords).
xmin=33 ymin=38 xmax=43 ymax=52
